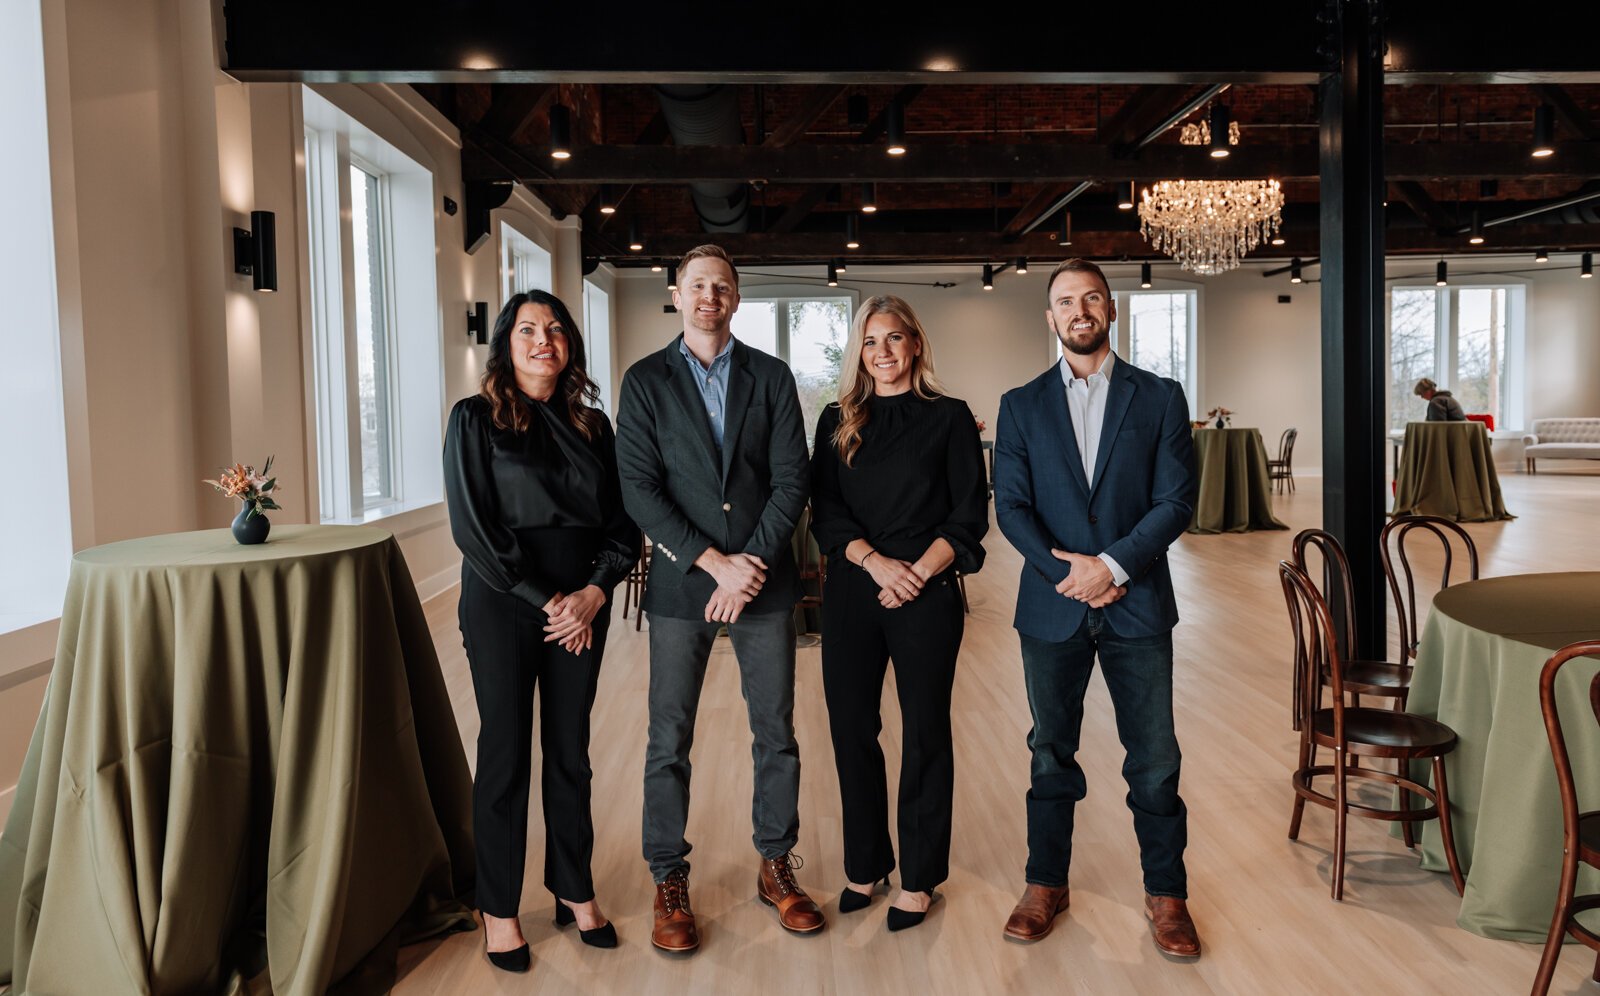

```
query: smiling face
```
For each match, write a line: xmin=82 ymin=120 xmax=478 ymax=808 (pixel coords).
xmin=860 ymin=312 xmax=920 ymax=395
xmin=509 ymin=301 xmax=569 ymax=399
xmin=672 ymin=256 xmax=740 ymax=339
xmin=1045 ymin=268 xmax=1115 ymax=357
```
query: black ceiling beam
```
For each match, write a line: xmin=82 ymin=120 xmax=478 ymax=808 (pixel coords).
xmin=1391 ymin=180 xmax=1454 ymax=231
xmin=768 ymin=85 xmax=924 ymax=235
xmin=463 ymin=141 xmax=1600 ymax=185
xmin=476 ymin=83 xmax=557 ymax=143
xmin=764 ymin=86 xmax=846 ymax=147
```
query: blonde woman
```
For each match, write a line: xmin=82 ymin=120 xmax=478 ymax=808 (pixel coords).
xmin=808 ymin=295 xmax=988 ymax=931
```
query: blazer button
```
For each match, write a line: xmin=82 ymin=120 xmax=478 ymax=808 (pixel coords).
xmin=722 ymin=502 xmax=733 ymax=511
xmin=1088 ymin=514 xmax=1099 ymax=524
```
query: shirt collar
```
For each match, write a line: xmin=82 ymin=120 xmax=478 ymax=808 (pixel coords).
xmin=679 ymin=335 xmax=735 ymax=372
xmin=1059 ymin=349 xmax=1115 ymax=388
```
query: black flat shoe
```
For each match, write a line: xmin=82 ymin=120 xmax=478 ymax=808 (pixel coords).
xmin=486 ymin=943 xmax=530 ymax=972
xmin=839 ymin=876 xmax=890 ymax=914
xmin=556 ymin=900 xmax=619 ymax=948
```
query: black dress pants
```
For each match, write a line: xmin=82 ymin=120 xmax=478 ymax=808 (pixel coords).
xmin=821 ymin=563 xmax=965 ymax=893
xmin=459 ymin=532 xmax=609 ymax=917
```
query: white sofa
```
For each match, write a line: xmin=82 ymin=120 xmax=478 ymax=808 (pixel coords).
xmin=1523 ymin=418 xmax=1600 ymax=473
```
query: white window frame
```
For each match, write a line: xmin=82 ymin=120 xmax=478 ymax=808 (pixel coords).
xmin=348 ymin=153 xmax=402 ymax=507
xmin=583 ymin=277 xmax=614 ymax=415
xmin=500 ymin=221 xmax=553 ymax=303
xmin=1052 ymin=286 xmax=1200 ymax=417
xmin=736 ymin=284 xmax=860 ymax=364
xmin=1385 ymin=278 xmax=1527 ymax=433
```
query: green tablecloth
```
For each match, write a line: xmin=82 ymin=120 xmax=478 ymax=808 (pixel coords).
xmin=0 ymin=526 xmax=475 ymax=995
xmin=1392 ymin=421 xmax=1513 ymax=521
xmin=1187 ymin=427 xmax=1288 ymax=534
xmin=1406 ymin=572 xmax=1600 ymax=941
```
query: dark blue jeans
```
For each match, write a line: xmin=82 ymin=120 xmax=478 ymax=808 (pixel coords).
xmin=1019 ymin=610 xmax=1187 ymax=898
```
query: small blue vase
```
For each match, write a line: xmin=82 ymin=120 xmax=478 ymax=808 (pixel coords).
xmin=232 ymin=501 xmax=270 ymax=545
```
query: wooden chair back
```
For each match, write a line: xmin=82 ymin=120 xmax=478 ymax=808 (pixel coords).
xmin=1380 ymin=515 xmax=1480 ymax=660
xmin=1277 ymin=427 xmax=1299 ymax=467
xmin=1279 ymin=560 xmax=1347 ymax=738
xmin=1291 ymin=528 xmax=1361 ymax=661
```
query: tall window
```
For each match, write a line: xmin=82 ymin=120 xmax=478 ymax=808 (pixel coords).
xmin=1387 ymin=283 xmax=1524 ymax=432
xmin=501 ymin=222 xmax=552 ymax=300
xmin=582 ymin=278 xmax=614 ymax=414
xmin=301 ymin=88 xmax=444 ymax=522
xmin=1054 ymin=288 xmax=1198 ymax=415
xmin=732 ymin=291 xmax=852 ymax=439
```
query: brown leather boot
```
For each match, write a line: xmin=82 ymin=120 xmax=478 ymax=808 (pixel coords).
xmin=651 ymin=868 xmax=699 ymax=953
xmin=756 ymin=852 xmax=824 ymax=933
xmin=1003 ymin=883 xmax=1071 ymax=942
xmin=1144 ymin=894 xmax=1201 ymax=958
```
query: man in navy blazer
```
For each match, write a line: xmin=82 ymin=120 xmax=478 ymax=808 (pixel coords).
xmin=992 ymin=259 xmax=1201 ymax=958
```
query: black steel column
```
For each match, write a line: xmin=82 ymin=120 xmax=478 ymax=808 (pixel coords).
xmin=1319 ymin=0 xmax=1387 ymax=660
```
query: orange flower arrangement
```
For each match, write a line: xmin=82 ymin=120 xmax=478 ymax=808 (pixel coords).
xmin=204 ymin=456 xmax=281 ymax=519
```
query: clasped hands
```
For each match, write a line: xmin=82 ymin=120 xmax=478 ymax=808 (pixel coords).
xmin=699 ymin=549 xmax=769 ymax=624
xmin=542 ymin=584 xmax=608 ymax=653
xmin=1051 ymin=548 xmax=1126 ymax=608
xmin=864 ymin=553 xmax=930 ymax=609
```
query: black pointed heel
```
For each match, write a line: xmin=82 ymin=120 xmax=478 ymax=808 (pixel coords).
xmin=886 ymin=907 xmax=926 ymax=932
xmin=486 ymin=943 xmax=530 ymax=972
xmin=556 ymin=900 xmax=619 ymax=948
xmin=839 ymin=876 xmax=890 ymax=914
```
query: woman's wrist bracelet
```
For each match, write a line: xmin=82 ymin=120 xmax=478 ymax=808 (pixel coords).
xmin=861 ymin=549 xmax=877 ymax=567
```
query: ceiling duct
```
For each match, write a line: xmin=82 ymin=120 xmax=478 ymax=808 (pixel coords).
xmin=654 ymin=84 xmax=750 ymax=234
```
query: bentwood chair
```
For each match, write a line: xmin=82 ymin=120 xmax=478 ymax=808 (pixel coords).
xmin=622 ymin=538 xmax=651 ymax=631
xmin=1530 ymin=639 xmax=1600 ymax=996
xmin=1268 ymin=427 xmax=1299 ymax=494
xmin=1292 ymin=529 xmax=1413 ymax=707
xmin=795 ymin=505 xmax=826 ymax=617
xmin=1380 ymin=515 xmax=1480 ymax=663
xmin=1279 ymin=560 xmax=1467 ymax=901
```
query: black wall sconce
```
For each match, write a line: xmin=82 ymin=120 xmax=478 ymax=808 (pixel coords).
xmin=232 ymin=210 xmax=277 ymax=292
xmin=466 ymin=301 xmax=489 ymax=344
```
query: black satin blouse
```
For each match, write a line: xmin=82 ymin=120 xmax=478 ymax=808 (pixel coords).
xmin=444 ymin=393 xmax=640 ymax=609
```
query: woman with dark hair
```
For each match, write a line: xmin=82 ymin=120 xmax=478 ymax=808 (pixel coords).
xmin=444 ymin=289 xmax=639 ymax=971
xmin=809 ymin=294 xmax=988 ymax=931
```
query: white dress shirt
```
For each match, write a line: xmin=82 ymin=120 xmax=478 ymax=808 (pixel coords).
xmin=1060 ymin=351 xmax=1130 ymax=587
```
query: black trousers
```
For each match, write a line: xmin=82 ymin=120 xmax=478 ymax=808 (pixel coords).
xmin=459 ymin=537 xmax=610 ymax=918
xmin=821 ymin=564 xmax=965 ymax=893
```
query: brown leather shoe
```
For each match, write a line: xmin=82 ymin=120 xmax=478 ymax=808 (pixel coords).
xmin=756 ymin=852 xmax=824 ymax=933
xmin=1144 ymin=894 xmax=1201 ymax=958
xmin=1003 ymin=883 xmax=1071 ymax=942
xmin=651 ymin=868 xmax=699 ymax=953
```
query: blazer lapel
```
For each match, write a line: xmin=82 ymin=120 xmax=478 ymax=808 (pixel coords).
xmin=1089 ymin=358 xmax=1137 ymax=495
xmin=719 ymin=341 xmax=754 ymax=484
xmin=661 ymin=337 xmax=721 ymax=479
xmin=1041 ymin=367 xmax=1091 ymax=496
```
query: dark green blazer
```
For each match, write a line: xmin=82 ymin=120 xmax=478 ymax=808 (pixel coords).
xmin=615 ymin=335 xmax=809 ymax=619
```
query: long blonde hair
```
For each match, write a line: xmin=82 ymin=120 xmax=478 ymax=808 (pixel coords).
xmin=832 ymin=295 xmax=944 ymax=466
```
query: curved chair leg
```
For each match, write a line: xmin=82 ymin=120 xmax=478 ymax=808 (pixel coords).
xmin=1399 ymin=757 xmax=1416 ymax=848
xmin=1288 ymin=738 xmax=1312 ymax=840
xmin=1529 ymin=864 xmax=1577 ymax=996
xmin=1431 ymin=756 xmax=1466 ymax=896
xmin=1332 ymin=748 xmax=1349 ymax=901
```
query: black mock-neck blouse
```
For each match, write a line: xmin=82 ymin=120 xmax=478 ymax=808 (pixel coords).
xmin=810 ymin=391 xmax=988 ymax=574
xmin=444 ymin=392 xmax=640 ymax=609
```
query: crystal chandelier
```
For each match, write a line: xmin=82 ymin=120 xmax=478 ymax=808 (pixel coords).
xmin=1137 ymin=110 xmax=1283 ymax=276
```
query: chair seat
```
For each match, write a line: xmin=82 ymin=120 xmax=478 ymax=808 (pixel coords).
xmin=1582 ymin=811 xmax=1600 ymax=866
xmin=1335 ymin=659 xmax=1412 ymax=696
xmin=1310 ymin=707 xmax=1457 ymax=757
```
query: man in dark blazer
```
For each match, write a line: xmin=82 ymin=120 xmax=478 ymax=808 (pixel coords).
xmin=615 ymin=244 xmax=823 ymax=953
xmin=992 ymin=258 xmax=1202 ymax=958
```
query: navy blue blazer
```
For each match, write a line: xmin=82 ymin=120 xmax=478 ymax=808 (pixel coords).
xmin=993 ymin=357 xmax=1198 ymax=642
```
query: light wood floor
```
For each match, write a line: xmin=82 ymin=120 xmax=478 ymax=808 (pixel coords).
xmin=395 ymin=467 xmax=1600 ymax=996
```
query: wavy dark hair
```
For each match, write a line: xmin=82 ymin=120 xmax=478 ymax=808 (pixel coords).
xmin=480 ymin=289 xmax=605 ymax=441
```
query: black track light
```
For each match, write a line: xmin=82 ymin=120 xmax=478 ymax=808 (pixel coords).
xmin=827 ymin=261 xmax=839 ymax=287
xmin=982 ymin=264 xmax=994 ymax=291
xmin=1532 ymin=104 xmax=1555 ymax=158
xmin=1016 ymin=257 xmax=1029 ymax=275
xmin=1140 ymin=262 xmax=1153 ymax=288
xmin=1290 ymin=258 xmax=1303 ymax=284
xmin=1436 ymin=260 xmax=1448 ymax=287
xmin=549 ymin=105 xmax=572 ymax=160
xmin=628 ymin=217 xmax=643 ymax=252
xmin=1059 ymin=211 xmax=1072 ymax=246
xmin=885 ymin=101 xmax=906 ymax=156
xmin=861 ymin=182 xmax=878 ymax=213
xmin=1468 ymin=210 xmax=1484 ymax=245
xmin=598 ymin=184 xmax=616 ymax=215
xmin=1118 ymin=181 xmax=1135 ymax=211
xmin=667 ymin=263 xmax=677 ymax=291
xmin=834 ymin=256 xmax=847 ymax=274
xmin=846 ymin=213 xmax=861 ymax=250
xmin=1536 ymin=248 xmax=1549 ymax=263
xmin=1208 ymin=104 xmax=1231 ymax=158
xmin=1583 ymin=252 xmax=1593 ymax=278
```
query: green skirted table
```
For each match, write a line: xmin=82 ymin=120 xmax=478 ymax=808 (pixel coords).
xmin=1392 ymin=420 xmax=1513 ymax=521
xmin=1187 ymin=427 xmax=1289 ymax=534
xmin=0 ymin=526 xmax=475 ymax=995
xmin=1405 ymin=572 xmax=1600 ymax=941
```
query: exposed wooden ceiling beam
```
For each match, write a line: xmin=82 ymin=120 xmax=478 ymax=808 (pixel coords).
xmin=1533 ymin=84 xmax=1600 ymax=143
xmin=477 ymin=83 xmax=557 ymax=143
xmin=1392 ymin=180 xmax=1454 ymax=231
xmin=767 ymin=85 xmax=924 ymax=235
xmin=764 ymin=85 xmax=845 ymax=147
xmin=465 ymin=141 xmax=1600 ymax=185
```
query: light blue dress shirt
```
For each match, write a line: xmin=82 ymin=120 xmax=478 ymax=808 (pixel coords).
xmin=1060 ymin=351 xmax=1130 ymax=586
xmin=680 ymin=335 xmax=735 ymax=450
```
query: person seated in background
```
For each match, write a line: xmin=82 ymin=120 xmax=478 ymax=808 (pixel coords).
xmin=1413 ymin=378 xmax=1466 ymax=421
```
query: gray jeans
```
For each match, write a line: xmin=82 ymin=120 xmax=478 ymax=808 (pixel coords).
xmin=642 ymin=611 xmax=800 ymax=881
